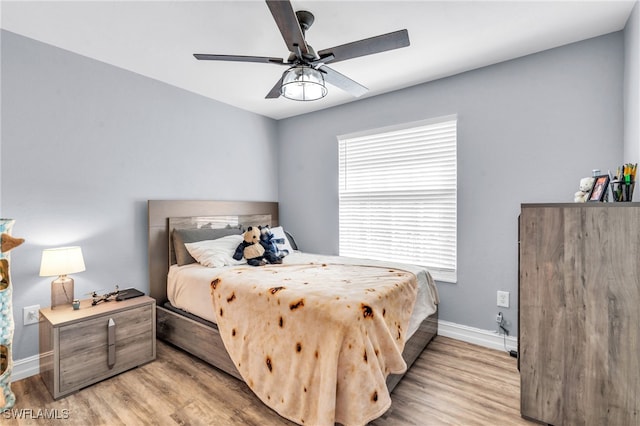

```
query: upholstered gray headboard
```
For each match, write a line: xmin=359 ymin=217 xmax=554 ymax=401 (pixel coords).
xmin=147 ymin=200 xmax=279 ymax=304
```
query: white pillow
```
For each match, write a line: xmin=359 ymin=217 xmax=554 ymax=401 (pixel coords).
xmin=184 ymin=234 xmax=246 ymax=268
xmin=270 ymin=226 xmax=295 ymax=254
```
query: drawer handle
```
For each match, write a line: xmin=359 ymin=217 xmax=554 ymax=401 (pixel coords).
xmin=107 ymin=318 xmax=116 ymax=368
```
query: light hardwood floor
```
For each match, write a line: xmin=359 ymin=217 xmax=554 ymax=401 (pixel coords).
xmin=5 ymin=336 xmax=536 ymax=425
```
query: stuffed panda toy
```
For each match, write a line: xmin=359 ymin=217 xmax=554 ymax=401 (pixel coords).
xmin=233 ymin=226 xmax=281 ymax=266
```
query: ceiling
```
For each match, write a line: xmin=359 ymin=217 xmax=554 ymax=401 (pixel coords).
xmin=1 ymin=1 xmax=636 ymax=120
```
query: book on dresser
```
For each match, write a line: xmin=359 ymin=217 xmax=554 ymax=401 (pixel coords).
xmin=519 ymin=203 xmax=640 ymax=425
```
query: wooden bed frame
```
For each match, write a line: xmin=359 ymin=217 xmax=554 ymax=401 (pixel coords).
xmin=148 ymin=200 xmax=438 ymax=392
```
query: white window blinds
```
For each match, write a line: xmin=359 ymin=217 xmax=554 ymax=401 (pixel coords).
xmin=338 ymin=115 xmax=457 ymax=282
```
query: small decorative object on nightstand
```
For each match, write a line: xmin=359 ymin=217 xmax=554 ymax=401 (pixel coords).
xmin=39 ymin=295 xmax=156 ymax=399
xmin=39 ymin=246 xmax=86 ymax=309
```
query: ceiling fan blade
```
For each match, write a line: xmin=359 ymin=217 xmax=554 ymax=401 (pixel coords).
xmin=317 ymin=29 xmax=409 ymax=64
xmin=265 ymin=0 xmax=309 ymax=57
xmin=319 ymin=65 xmax=368 ymax=98
xmin=265 ymin=74 xmax=284 ymax=99
xmin=194 ymin=54 xmax=285 ymax=64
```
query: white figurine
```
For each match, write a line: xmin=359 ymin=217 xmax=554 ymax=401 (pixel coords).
xmin=574 ymin=177 xmax=595 ymax=203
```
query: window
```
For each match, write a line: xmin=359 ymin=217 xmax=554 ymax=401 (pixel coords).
xmin=338 ymin=115 xmax=457 ymax=282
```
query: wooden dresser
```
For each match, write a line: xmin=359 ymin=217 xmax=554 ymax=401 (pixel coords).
xmin=39 ymin=296 xmax=156 ymax=399
xmin=519 ymin=203 xmax=640 ymax=425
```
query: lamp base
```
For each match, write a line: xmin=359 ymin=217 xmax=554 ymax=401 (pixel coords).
xmin=51 ymin=276 xmax=74 ymax=309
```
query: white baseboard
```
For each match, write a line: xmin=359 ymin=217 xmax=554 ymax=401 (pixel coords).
xmin=10 ymin=352 xmax=45 ymax=382
xmin=11 ymin=321 xmax=516 ymax=381
xmin=437 ymin=320 xmax=518 ymax=353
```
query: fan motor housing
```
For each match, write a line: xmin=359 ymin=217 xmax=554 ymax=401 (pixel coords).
xmin=296 ymin=10 xmax=315 ymax=33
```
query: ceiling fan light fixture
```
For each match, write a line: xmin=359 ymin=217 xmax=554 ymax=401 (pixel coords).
xmin=281 ymin=65 xmax=327 ymax=101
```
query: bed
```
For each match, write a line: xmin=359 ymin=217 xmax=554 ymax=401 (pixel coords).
xmin=148 ymin=200 xmax=439 ymax=425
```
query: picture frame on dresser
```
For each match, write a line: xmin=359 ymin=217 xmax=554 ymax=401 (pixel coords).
xmin=587 ymin=174 xmax=609 ymax=202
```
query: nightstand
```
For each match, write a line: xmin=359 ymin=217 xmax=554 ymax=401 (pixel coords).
xmin=39 ymin=296 xmax=156 ymax=399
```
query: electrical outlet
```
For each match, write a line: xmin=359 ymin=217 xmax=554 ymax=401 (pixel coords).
xmin=497 ymin=291 xmax=509 ymax=308
xmin=23 ymin=305 xmax=40 ymax=325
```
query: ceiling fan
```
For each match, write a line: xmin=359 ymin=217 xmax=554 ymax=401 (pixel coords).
xmin=193 ymin=0 xmax=410 ymax=101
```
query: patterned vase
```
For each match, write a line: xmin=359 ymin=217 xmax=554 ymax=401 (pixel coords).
xmin=0 ymin=219 xmax=24 ymax=412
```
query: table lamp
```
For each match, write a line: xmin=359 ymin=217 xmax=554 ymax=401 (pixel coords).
xmin=39 ymin=246 xmax=86 ymax=309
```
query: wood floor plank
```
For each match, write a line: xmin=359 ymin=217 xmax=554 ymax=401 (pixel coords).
xmin=6 ymin=336 xmax=536 ymax=425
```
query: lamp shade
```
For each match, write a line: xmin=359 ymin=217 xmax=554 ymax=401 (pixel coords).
xmin=39 ymin=246 xmax=86 ymax=277
xmin=281 ymin=65 xmax=328 ymax=101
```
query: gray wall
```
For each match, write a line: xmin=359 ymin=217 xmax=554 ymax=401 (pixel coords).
xmin=1 ymin=30 xmax=279 ymax=360
xmin=625 ymin=1 xmax=640 ymax=187
xmin=277 ymin=32 xmax=625 ymax=335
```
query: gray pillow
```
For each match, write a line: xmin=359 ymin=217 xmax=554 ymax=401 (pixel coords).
xmin=173 ymin=227 xmax=242 ymax=266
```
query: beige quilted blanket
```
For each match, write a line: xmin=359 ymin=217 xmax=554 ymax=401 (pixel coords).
xmin=209 ymin=262 xmax=418 ymax=426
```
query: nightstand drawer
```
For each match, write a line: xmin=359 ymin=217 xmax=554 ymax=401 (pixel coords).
xmin=58 ymin=304 xmax=153 ymax=392
xmin=40 ymin=296 xmax=156 ymax=399
xmin=59 ymin=304 xmax=152 ymax=356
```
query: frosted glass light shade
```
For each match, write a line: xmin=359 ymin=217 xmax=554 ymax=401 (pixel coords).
xmin=40 ymin=246 xmax=85 ymax=309
xmin=39 ymin=246 xmax=86 ymax=277
xmin=281 ymin=65 xmax=327 ymax=101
